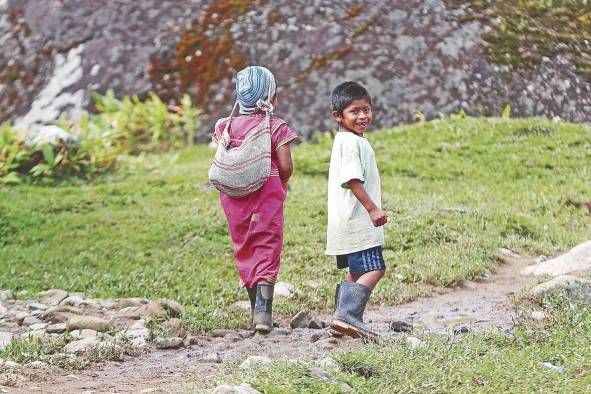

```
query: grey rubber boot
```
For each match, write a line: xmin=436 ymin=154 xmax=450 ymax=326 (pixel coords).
xmin=330 ymin=280 xmax=379 ymax=339
xmin=253 ymin=283 xmax=274 ymax=333
xmin=246 ymin=287 xmax=257 ymax=314
xmin=334 ymin=282 xmax=341 ymax=312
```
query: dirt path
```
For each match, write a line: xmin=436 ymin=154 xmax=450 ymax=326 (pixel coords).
xmin=10 ymin=254 xmax=536 ymax=394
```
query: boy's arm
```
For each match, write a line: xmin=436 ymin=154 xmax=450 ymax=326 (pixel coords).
xmin=348 ymin=179 xmax=387 ymax=227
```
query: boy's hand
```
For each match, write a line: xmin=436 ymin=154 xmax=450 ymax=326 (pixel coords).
xmin=369 ymin=208 xmax=388 ymax=227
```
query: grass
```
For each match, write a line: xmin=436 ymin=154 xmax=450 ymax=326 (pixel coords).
xmin=212 ymin=291 xmax=591 ymax=393
xmin=0 ymin=117 xmax=590 ymax=331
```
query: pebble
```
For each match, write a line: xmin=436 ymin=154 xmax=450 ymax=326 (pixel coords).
xmin=29 ymin=322 xmax=48 ymax=331
xmin=311 ymin=331 xmax=331 ymax=343
xmin=164 ymin=318 xmax=186 ymax=338
xmin=453 ymin=326 xmax=472 ymax=335
xmin=211 ymin=329 xmax=234 ymax=338
xmin=22 ymin=316 xmax=42 ymax=326
xmin=541 ymin=362 xmax=565 ymax=374
xmin=21 ymin=330 xmax=46 ymax=340
xmin=125 ymin=328 xmax=151 ymax=340
xmin=307 ymin=318 xmax=324 ymax=330
xmin=39 ymin=289 xmax=69 ymax=306
xmin=310 ymin=367 xmax=338 ymax=383
xmin=14 ymin=312 xmax=29 ymax=325
xmin=389 ymin=320 xmax=413 ymax=333
xmin=274 ymin=282 xmax=296 ymax=298
xmin=60 ymin=295 xmax=84 ymax=307
xmin=64 ymin=338 xmax=100 ymax=355
xmin=66 ymin=315 xmax=111 ymax=332
xmin=0 ymin=332 xmax=13 ymax=350
xmin=405 ymin=336 xmax=425 ymax=349
xmin=317 ymin=357 xmax=341 ymax=371
xmin=46 ymin=323 xmax=67 ymax=334
xmin=229 ymin=301 xmax=251 ymax=312
xmin=27 ymin=302 xmax=48 ymax=311
xmin=0 ymin=303 xmax=6 ymax=316
xmin=213 ymin=383 xmax=261 ymax=394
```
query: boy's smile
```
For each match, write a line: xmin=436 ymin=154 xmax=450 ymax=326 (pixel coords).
xmin=333 ymin=98 xmax=373 ymax=135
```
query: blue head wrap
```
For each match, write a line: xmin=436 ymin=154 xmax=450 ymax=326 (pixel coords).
xmin=235 ymin=66 xmax=276 ymax=115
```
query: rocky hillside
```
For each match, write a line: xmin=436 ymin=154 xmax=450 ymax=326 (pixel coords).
xmin=1 ymin=0 xmax=590 ymax=138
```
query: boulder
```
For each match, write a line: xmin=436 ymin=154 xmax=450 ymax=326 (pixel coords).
xmin=524 ymin=275 xmax=591 ymax=304
xmin=522 ymin=241 xmax=591 ymax=277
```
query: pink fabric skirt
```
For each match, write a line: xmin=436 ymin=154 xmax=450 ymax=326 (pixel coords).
xmin=220 ymin=176 xmax=287 ymax=288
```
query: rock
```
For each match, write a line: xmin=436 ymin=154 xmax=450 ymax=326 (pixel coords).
xmin=311 ymin=331 xmax=331 ymax=343
xmin=310 ymin=367 xmax=338 ymax=383
xmin=164 ymin=318 xmax=186 ymax=338
xmin=22 ymin=316 xmax=42 ymax=326
xmin=39 ymin=289 xmax=69 ymax=306
xmin=229 ymin=301 xmax=251 ymax=312
xmin=202 ymin=352 xmax=222 ymax=363
xmin=269 ymin=328 xmax=290 ymax=336
xmin=64 ymin=338 xmax=100 ymax=354
xmin=115 ymin=298 xmax=146 ymax=310
xmin=78 ymin=329 xmax=99 ymax=338
xmin=184 ymin=335 xmax=200 ymax=346
xmin=3 ymin=360 xmax=21 ymax=370
xmin=530 ymin=310 xmax=547 ymax=321
xmin=213 ymin=383 xmax=261 ymax=394
xmin=0 ymin=303 xmax=7 ymax=316
xmin=240 ymin=356 xmax=273 ymax=369
xmin=389 ymin=321 xmax=413 ymax=333
xmin=316 ymin=338 xmax=338 ymax=349
xmin=0 ymin=332 xmax=13 ymax=351
xmin=158 ymin=299 xmax=185 ymax=318
xmin=289 ymin=311 xmax=308 ymax=329
xmin=27 ymin=302 xmax=47 ymax=311
xmin=46 ymin=323 xmax=67 ymax=334
xmin=0 ymin=290 xmax=13 ymax=301
xmin=405 ymin=336 xmax=425 ymax=349
xmin=274 ymin=282 xmax=296 ymax=298
xmin=131 ymin=337 xmax=147 ymax=348
xmin=522 ymin=241 xmax=591 ymax=277
xmin=21 ymin=330 xmax=46 ymax=340
xmin=59 ymin=295 xmax=84 ymax=307
xmin=125 ymin=328 xmax=151 ymax=340
xmin=307 ymin=318 xmax=324 ymax=330
xmin=211 ymin=329 xmax=234 ymax=338
xmin=317 ymin=357 xmax=341 ymax=371
xmin=154 ymin=337 xmax=184 ymax=349
xmin=541 ymin=362 xmax=565 ymax=373
xmin=453 ymin=326 xmax=472 ymax=335
xmin=225 ymin=332 xmax=243 ymax=342
xmin=456 ymin=279 xmax=478 ymax=290
xmin=26 ymin=360 xmax=49 ymax=369
xmin=29 ymin=323 xmax=48 ymax=331
xmin=43 ymin=305 xmax=82 ymax=323
xmin=30 ymin=309 xmax=45 ymax=318
xmin=0 ymin=372 xmax=18 ymax=387
xmin=14 ymin=312 xmax=29 ymax=325
xmin=524 ymin=275 xmax=591 ymax=303
xmin=66 ymin=315 xmax=111 ymax=332
xmin=15 ymin=290 xmax=28 ymax=298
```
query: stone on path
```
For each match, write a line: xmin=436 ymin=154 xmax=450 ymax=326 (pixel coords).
xmin=405 ymin=336 xmax=425 ymax=349
xmin=59 ymin=295 xmax=84 ymax=307
xmin=0 ymin=332 xmax=13 ymax=351
xmin=213 ymin=383 xmax=261 ymax=394
xmin=39 ymin=289 xmax=69 ymax=306
xmin=22 ymin=316 xmax=42 ymax=326
xmin=289 ymin=311 xmax=308 ymax=329
xmin=64 ymin=338 xmax=100 ymax=355
xmin=67 ymin=315 xmax=111 ymax=332
xmin=525 ymin=275 xmax=591 ymax=303
xmin=27 ymin=302 xmax=47 ymax=311
xmin=240 ymin=356 xmax=272 ymax=369
xmin=0 ymin=303 xmax=6 ymax=316
xmin=154 ymin=337 xmax=184 ymax=349
xmin=202 ymin=352 xmax=222 ymax=363
xmin=43 ymin=305 xmax=82 ymax=323
xmin=307 ymin=317 xmax=324 ymax=329
xmin=522 ymin=241 xmax=591 ymax=277
xmin=211 ymin=329 xmax=234 ymax=338
xmin=389 ymin=320 xmax=413 ymax=333
xmin=46 ymin=323 xmax=67 ymax=334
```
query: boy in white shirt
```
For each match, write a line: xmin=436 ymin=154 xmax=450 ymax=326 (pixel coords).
xmin=326 ymin=81 xmax=387 ymax=339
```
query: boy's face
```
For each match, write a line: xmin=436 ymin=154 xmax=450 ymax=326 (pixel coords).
xmin=332 ymin=99 xmax=373 ymax=135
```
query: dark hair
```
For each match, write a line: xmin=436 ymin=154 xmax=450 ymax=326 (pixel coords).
xmin=331 ymin=81 xmax=372 ymax=114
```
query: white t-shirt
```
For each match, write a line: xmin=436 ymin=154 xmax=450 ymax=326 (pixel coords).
xmin=326 ymin=131 xmax=384 ymax=255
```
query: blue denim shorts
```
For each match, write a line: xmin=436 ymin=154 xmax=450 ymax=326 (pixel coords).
xmin=336 ymin=246 xmax=386 ymax=274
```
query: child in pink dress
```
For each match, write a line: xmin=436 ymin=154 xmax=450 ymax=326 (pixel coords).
xmin=212 ymin=66 xmax=297 ymax=333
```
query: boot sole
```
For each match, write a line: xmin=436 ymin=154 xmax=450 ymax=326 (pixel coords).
xmin=254 ymin=324 xmax=272 ymax=334
xmin=330 ymin=320 xmax=379 ymax=340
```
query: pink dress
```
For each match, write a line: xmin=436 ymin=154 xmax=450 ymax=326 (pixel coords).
xmin=212 ymin=114 xmax=297 ymax=288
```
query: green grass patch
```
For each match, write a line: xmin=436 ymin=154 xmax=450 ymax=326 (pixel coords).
xmin=1 ymin=118 xmax=590 ymax=330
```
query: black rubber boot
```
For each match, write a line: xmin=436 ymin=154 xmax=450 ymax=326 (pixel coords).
xmin=330 ymin=280 xmax=378 ymax=339
xmin=253 ymin=283 xmax=274 ymax=334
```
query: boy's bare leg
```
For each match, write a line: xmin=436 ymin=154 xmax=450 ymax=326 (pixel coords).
xmin=345 ymin=269 xmax=385 ymax=290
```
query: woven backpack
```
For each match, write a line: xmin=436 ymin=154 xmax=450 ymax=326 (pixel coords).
xmin=208 ymin=100 xmax=284 ymax=198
